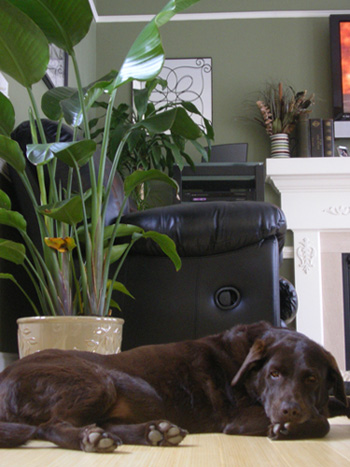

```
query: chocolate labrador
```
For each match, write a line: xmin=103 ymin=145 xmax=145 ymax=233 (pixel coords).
xmin=0 ymin=321 xmax=348 ymax=452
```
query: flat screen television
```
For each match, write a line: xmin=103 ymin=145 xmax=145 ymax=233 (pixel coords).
xmin=330 ymin=15 xmax=350 ymax=121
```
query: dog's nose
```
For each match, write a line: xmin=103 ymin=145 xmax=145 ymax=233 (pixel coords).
xmin=280 ymin=401 xmax=302 ymax=422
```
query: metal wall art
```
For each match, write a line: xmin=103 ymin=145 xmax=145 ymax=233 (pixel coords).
xmin=42 ymin=44 xmax=68 ymax=89
xmin=133 ymin=57 xmax=212 ymax=127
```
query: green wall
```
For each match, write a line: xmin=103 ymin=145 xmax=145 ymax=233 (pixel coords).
xmin=96 ymin=4 xmax=350 ymax=166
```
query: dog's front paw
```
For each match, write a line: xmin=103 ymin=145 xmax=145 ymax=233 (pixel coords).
xmin=268 ymin=417 xmax=330 ymax=440
xmin=147 ymin=420 xmax=188 ymax=446
xmin=268 ymin=422 xmax=294 ymax=440
xmin=81 ymin=425 xmax=122 ymax=453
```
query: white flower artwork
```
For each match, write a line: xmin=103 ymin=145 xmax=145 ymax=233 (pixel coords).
xmin=133 ymin=57 xmax=212 ymax=128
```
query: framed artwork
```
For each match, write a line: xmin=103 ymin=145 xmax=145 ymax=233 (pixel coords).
xmin=42 ymin=45 xmax=68 ymax=89
xmin=133 ymin=57 xmax=212 ymax=127
xmin=337 ymin=145 xmax=349 ymax=157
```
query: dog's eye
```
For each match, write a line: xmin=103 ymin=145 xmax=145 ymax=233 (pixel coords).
xmin=269 ymin=370 xmax=280 ymax=379
xmin=305 ymin=375 xmax=318 ymax=384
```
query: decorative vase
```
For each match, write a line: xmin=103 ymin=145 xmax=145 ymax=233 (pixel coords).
xmin=270 ymin=133 xmax=290 ymax=158
xmin=17 ymin=316 xmax=124 ymax=358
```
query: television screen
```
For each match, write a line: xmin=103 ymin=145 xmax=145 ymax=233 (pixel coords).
xmin=340 ymin=22 xmax=350 ymax=114
xmin=330 ymin=15 xmax=350 ymax=120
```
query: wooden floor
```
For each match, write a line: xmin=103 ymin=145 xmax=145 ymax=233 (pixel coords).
xmin=2 ymin=418 xmax=350 ymax=467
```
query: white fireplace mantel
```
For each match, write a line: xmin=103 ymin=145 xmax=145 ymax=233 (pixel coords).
xmin=266 ymin=158 xmax=350 ymax=356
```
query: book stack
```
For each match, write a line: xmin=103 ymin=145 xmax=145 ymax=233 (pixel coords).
xmin=296 ymin=117 xmax=334 ymax=157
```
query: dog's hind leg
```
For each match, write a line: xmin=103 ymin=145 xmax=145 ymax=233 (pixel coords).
xmin=0 ymin=421 xmax=37 ymax=448
xmin=36 ymin=420 xmax=122 ymax=452
xmin=101 ymin=419 xmax=188 ymax=446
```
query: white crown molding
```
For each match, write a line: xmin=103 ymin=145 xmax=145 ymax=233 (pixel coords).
xmin=88 ymin=3 xmax=350 ymax=24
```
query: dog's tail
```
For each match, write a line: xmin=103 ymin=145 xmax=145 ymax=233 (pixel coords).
xmin=0 ymin=421 xmax=37 ymax=448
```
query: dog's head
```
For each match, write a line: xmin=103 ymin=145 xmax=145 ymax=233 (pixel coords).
xmin=231 ymin=329 xmax=347 ymax=425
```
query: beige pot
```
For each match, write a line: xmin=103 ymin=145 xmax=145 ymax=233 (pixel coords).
xmin=17 ymin=316 xmax=124 ymax=358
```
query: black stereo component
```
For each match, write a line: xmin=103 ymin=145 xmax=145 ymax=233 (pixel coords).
xmin=173 ymin=162 xmax=265 ymax=203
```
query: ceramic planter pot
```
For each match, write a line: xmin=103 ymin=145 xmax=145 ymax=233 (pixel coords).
xmin=17 ymin=316 xmax=124 ymax=358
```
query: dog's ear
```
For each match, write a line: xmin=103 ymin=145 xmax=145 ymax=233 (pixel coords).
xmin=325 ymin=350 xmax=348 ymax=406
xmin=231 ymin=339 xmax=267 ymax=387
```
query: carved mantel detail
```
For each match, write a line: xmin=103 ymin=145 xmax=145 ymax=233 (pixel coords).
xmin=323 ymin=206 xmax=350 ymax=216
xmin=296 ymin=237 xmax=315 ymax=274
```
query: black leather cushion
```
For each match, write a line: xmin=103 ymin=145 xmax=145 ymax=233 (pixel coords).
xmin=122 ymin=201 xmax=286 ymax=257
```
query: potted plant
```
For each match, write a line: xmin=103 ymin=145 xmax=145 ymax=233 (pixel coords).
xmin=0 ymin=0 xmax=204 ymax=356
xmin=255 ymin=82 xmax=314 ymax=157
xmin=90 ymin=77 xmax=214 ymax=208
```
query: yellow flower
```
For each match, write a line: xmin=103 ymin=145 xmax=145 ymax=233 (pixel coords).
xmin=44 ymin=237 xmax=76 ymax=253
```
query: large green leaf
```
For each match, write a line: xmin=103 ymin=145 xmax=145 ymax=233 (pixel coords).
xmin=42 ymin=72 xmax=118 ymax=125
xmin=0 ymin=92 xmax=15 ymax=136
xmin=27 ymin=143 xmax=56 ymax=166
xmin=107 ymin=280 xmax=134 ymax=299
xmin=38 ymin=195 xmax=84 ymax=225
xmin=60 ymin=73 xmax=119 ymax=126
xmin=134 ymin=230 xmax=181 ymax=271
xmin=0 ymin=136 xmax=25 ymax=172
xmin=27 ymin=140 xmax=96 ymax=167
xmin=0 ymin=239 xmax=25 ymax=264
xmin=103 ymin=223 xmax=143 ymax=242
xmin=0 ymin=272 xmax=40 ymax=315
xmin=0 ymin=0 xmax=49 ymax=87
xmin=136 ymin=107 xmax=202 ymax=139
xmin=133 ymin=79 xmax=166 ymax=120
xmin=124 ymin=169 xmax=178 ymax=198
xmin=76 ymin=223 xmax=143 ymax=244
xmin=171 ymin=108 xmax=202 ymax=139
xmin=51 ymin=140 xmax=96 ymax=168
xmin=107 ymin=244 xmax=129 ymax=265
xmin=112 ymin=0 xmax=200 ymax=89
xmin=9 ymin=0 xmax=93 ymax=55
xmin=60 ymin=92 xmax=82 ymax=127
xmin=0 ymin=239 xmax=25 ymax=265
xmin=0 ymin=190 xmax=11 ymax=210
xmin=41 ymin=86 xmax=77 ymax=121
xmin=0 ymin=208 xmax=26 ymax=231
xmin=135 ymin=109 xmax=177 ymax=133
xmin=163 ymin=140 xmax=184 ymax=170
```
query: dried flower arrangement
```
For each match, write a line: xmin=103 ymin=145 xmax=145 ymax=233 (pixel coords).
xmin=255 ymin=82 xmax=314 ymax=136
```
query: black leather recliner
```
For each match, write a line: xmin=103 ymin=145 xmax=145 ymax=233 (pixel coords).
xmin=0 ymin=120 xmax=297 ymax=354
xmin=116 ymin=200 xmax=293 ymax=349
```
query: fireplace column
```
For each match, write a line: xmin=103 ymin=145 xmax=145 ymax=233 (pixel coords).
xmin=266 ymin=158 xmax=350 ymax=348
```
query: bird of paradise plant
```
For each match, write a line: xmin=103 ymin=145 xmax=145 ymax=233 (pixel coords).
xmin=0 ymin=0 xmax=205 ymax=317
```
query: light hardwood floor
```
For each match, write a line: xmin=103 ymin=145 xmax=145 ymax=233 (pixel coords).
xmin=2 ymin=418 xmax=350 ymax=467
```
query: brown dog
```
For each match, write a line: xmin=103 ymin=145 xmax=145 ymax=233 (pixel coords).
xmin=0 ymin=321 xmax=348 ymax=452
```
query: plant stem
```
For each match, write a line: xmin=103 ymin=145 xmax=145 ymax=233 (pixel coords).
xmin=101 ymin=130 xmax=131 ymax=223
xmin=100 ymin=195 xmax=129 ymax=315
xmin=70 ymin=49 xmax=97 ymax=213
xmin=14 ymin=264 xmax=41 ymax=316
xmin=97 ymin=88 xmax=118 ymax=205
xmin=103 ymin=240 xmax=134 ymax=316
xmin=70 ymin=49 xmax=97 ymax=309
